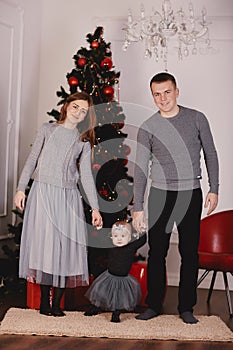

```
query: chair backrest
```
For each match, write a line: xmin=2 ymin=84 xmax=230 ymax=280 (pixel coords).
xmin=198 ymin=210 xmax=233 ymax=254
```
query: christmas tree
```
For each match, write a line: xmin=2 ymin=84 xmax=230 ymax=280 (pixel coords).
xmin=48 ymin=27 xmax=134 ymax=277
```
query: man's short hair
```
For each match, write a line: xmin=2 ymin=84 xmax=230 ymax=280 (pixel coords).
xmin=150 ymin=72 xmax=177 ymax=89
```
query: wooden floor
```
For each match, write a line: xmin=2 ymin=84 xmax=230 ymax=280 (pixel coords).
xmin=0 ymin=283 xmax=233 ymax=350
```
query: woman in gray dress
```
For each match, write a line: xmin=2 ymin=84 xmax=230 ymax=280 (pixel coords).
xmin=14 ymin=92 xmax=102 ymax=317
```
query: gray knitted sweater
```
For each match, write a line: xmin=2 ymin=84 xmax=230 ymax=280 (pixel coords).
xmin=17 ymin=122 xmax=99 ymax=210
xmin=134 ymin=106 xmax=219 ymax=211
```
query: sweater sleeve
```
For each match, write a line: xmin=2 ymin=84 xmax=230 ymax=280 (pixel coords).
xmin=16 ymin=124 xmax=46 ymax=193
xmin=132 ymin=232 xmax=147 ymax=250
xmin=79 ymin=141 xmax=99 ymax=210
xmin=133 ymin=124 xmax=152 ymax=211
xmin=198 ymin=113 xmax=219 ymax=194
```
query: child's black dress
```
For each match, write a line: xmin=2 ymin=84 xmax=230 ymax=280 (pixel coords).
xmin=85 ymin=233 xmax=146 ymax=311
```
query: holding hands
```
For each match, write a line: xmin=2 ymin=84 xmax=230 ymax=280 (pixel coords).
xmin=92 ymin=209 xmax=103 ymax=229
xmin=132 ymin=211 xmax=147 ymax=233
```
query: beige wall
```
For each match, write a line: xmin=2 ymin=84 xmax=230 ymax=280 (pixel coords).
xmin=0 ymin=0 xmax=41 ymax=236
xmin=1 ymin=0 xmax=42 ymax=174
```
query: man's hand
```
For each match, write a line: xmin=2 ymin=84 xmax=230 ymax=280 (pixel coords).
xmin=204 ymin=193 xmax=218 ymax=215
xmin=132 ymin=211 xmax=147 ymax=233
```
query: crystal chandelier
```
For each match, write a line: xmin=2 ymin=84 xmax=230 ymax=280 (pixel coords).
xmin=122 ymin=1 xmax=212 ymax=70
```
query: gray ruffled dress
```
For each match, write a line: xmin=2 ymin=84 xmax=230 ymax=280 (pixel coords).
xmin=17 ymin=123 xmax=99 ymax=288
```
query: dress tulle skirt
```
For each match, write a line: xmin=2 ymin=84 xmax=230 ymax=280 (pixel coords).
xmin=19 ymin=181 xmax=89 ymax=288
xmin=85 ymin=270 xmax=142 ymax=311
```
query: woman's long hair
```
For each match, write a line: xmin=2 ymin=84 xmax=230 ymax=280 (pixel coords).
xmin=58 ymin=91 xmax=96 ymax=147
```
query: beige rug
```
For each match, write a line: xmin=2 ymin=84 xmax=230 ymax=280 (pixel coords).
xmin=0 ymin=308 xmax=232 ymax=342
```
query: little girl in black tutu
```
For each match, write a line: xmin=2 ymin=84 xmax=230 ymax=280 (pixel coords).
xmin=84 ymin=221 xmax=146 ymax=322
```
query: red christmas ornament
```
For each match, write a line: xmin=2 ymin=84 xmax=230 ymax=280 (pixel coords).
xmin=91 ymin=41 xmax=99 ymax=49
xmin=120 ymin=190 xmax=129 ymax=197
xmin=100 ymin=57 xmax=113 ymax=70
xmin=103 ymin=86 xmax=114 ymax=96
xmin=122 ymin=145 xmax=131 ymax=156
xmin=68 ymin=76 xmax=79 ymax=86
xmin=112 ymin=121 xmax=124 ymax=129
xmin=92 ymin=163 xmax=101 ymax=171
xmin=99 ymin=189 xmax=108 ymax=197
xmin=118 ymin=121 xmax=125 ymax=129
xmin=77 ymin=57 xmax=87 ymax=67
xmin=92 ymin=229 xmax=99 ymax=237
xmin=123 ymin=158 xmax=128 ymax=165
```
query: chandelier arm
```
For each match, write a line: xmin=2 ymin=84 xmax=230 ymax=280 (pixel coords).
xmin=122 ymin=1 xmax=212 ymax=70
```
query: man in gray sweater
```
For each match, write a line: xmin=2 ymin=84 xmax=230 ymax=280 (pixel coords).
xmin=132 ymin=72 xmax=219 ymax=324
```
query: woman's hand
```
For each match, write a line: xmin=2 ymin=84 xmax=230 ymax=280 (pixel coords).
xmin=14 ymin=191 xmax=26 ymax=211
xmin=92 ymin=209 xmax=103 ymax=229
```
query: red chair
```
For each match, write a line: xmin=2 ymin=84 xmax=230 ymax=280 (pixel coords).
xmin=197 ymin=210 xmax=233 ymax=317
